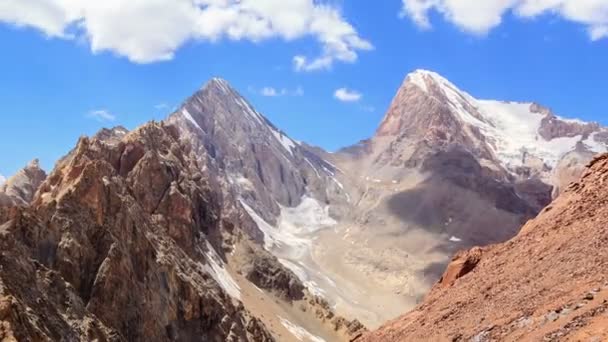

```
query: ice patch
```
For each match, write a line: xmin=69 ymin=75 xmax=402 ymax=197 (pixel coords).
xmin=279 ymin=317 xmax=326 ymax=342
xmin=199 ymin=241 xmax=241 ymax=300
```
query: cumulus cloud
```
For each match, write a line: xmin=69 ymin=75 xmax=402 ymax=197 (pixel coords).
xmin=401 ymin=0 xmax=608 ymax=40
xmin=334 ymin=88 xmax=362 ymax=102
xmin=0 ymin=174 xmax=5 ymax=186
xmin=87 ymin=109 xmax=116 ymax=122
xmin=260 ymin=86 xmax=304 ymax=97
xmin=0 ymin=0 xmax=372 ymax=69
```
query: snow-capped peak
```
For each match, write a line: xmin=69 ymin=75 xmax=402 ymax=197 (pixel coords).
xmin=405 ymin=69 xmax=459 ymax=93
xmin=385 ymin=69 xmax=608 ymax=178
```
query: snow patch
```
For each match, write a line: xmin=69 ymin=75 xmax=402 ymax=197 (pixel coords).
xmin=279 ymin=317 xmax=326 ymax=342
xmin=181 ymin=108 xmax=203 ymax=131
xmin=211 ymin=78 xmax=231 ymax=94
xmin=407 ymin=70 xmax=429 ymax=92
xmin=449 ymin=236 xmax=462 ymax=242
xmin=475 ymin=100 xmax=585 ymax=168
xmin=271 ymin=129 xmax=297 ymax=156
xmin=240 ymin=197 xmax=338 ymax=298
xmin=198 ymin=241 xmax=241 ymax=300
xmin=280 ymin=197 xmax=337 ymax=234
xmin=304 ymin=158 xmax=321 ymax=178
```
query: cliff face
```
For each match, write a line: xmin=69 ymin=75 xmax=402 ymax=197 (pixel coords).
xmin=0 ymin=122 xmax=276 ymax=341
xmin=362 ymin=153 xmax=608 ymax=341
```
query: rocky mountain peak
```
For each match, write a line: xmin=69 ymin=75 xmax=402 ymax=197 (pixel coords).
xmin=93 ymin=126 xmax=129 ymax=145
xmin=26 ymin=158 xmax=40 ymax=169
xmin=373 ymin=69 xmax=608 ymax=184
xmin=0 ymin=158 xmax=47 ymax=206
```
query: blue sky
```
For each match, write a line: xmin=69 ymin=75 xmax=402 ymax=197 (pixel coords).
xmin=0 ymin=1 xmax=607 ymax=177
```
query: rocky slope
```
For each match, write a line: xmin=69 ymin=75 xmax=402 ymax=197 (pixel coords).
xmin=0 ymin=94 xmax=363 ymax=341
xmin=0 ymin=122 xmax=275 ymax=341
xmin=322 ymin=69 xmax=608 ymax=327
xmin=362 ymin=153 xmax=608 ymax=341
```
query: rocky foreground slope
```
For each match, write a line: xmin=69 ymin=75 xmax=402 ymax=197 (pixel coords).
xmin=362 ymin=153 xmax=608 ymax=341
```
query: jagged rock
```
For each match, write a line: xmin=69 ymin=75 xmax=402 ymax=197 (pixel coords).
xmin=0 ymin=123 xmax=276 ymax=341
xmin=0 ymin=159 xmax=47 ymax=206
xmin=438 ymin=247 xmax=483 ymax=286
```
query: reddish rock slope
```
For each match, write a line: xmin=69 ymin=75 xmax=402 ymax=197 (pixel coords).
xmin=362 ymin=153 xmax=608 ymax=341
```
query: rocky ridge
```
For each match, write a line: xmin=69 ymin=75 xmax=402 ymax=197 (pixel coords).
xmin=0 ymin=116 xmax=363 ymax=341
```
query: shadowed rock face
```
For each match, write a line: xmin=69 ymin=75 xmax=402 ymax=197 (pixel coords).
xmin=385 ymin=149 xmax=542 ymax=247
xmin=362 ymin=153 xmax=608 ymax=341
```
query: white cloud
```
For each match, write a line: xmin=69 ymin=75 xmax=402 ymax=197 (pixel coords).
xmin=334 ymin=88 xmax=362 ymax=102
xmin=261 ymin=87 xmax=284 ymax=97
xmin=0 ymin=0 xmax=372 ymax=69
xmin=154 ymin=103 xmax=169 ymax=110
xmin=401 ymin=0 xmax=608 ymax=40
xmin=0 ymin=174 xmax=5 ymax=186
xmin=260 ymin=86 xmax=304 ymax=97
xmin=87 ymin=109 xmax=116 ymax=122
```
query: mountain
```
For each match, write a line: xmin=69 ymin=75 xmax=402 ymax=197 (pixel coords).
xmin=0 ymin=81 xmax=363 ymax=342
xmin=321 ymin=69 xmax=608 ymax=327
xmin=1 ymin=71 xmax=606 ymax=340
xmin=0 ymin=159 xmax=47 ymax=206
xmin=361 ymin=153 xmax=608 ymax=341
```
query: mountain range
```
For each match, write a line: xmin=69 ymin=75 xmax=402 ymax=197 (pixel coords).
xmin=0 ymin=70 xmax=606 ymax=341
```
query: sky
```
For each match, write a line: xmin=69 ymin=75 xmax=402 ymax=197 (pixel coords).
xmin=0 ymin=0 xmax=607 ymax=178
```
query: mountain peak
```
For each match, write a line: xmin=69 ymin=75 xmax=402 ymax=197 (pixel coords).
xmin=403 ymin=69 xmax=458 ymax=93
xmin=202 ymin=77 xmax=234 ymax=93
xmin=27 ymin=158 xmax=40 ymax=169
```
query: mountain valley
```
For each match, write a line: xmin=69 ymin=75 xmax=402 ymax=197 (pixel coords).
xmin=1 ymin=70 xmax=607 ymax=341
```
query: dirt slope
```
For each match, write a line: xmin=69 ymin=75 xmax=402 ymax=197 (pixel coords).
xmin=362 ymin=153 xmax=608 ymax=341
